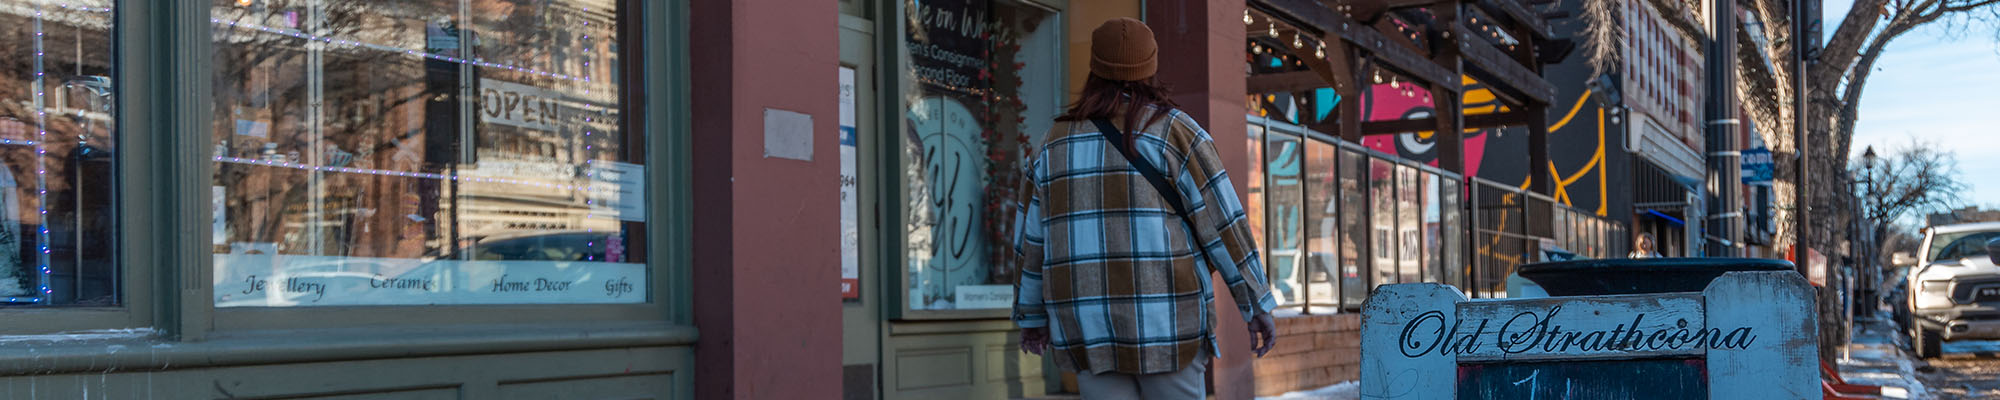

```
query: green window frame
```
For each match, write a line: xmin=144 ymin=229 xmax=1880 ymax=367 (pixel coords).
xmin=0 ymin=0 xmax=690 ymax=340
xmin=883 ymin=0 xmax=1071 ymax=320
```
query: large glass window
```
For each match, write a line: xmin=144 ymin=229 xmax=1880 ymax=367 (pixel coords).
xmin=1369 ymin=158 xmax=1395 ymax=286
xmin=210 ymin=0 xmax=643 ymax=307
xmin=1396 ymin=165 xmax=1419 ymax=283
xmin=1246 ymin=125 xmax=1265 ymax=275
xmin=901 ymin=0 xmax=1059 ymax=311
xmin=1266 ymin=134 xmax=1303 ymax=307
xmin=1304 ymin=140 xmax=1336 ymax=310
xmin=1338 ymin=148 xmax=1368 ymax=309
xmin=0 ymin=1 xmax=118 ymax=306
xmin=1422 ymin=171 xmax=1442 ymax=283
xmin=1441 ymin=176 xmax=1462 ymax=288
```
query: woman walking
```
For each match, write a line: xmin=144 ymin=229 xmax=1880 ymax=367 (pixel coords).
xmin=1011 ymin=17 xmax=1279 ymax=400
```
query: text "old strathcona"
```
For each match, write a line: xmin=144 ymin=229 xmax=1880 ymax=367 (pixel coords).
xmin=1398 ymin=306 xmax=1757 ymax=358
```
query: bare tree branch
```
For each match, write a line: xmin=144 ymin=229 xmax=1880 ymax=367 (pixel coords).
xmin=1853 ymin=137 xmax=1965 ymax=232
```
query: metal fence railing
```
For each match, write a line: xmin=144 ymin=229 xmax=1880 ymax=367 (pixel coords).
xmin=1242 ymin=116 xmax=1635 ymax=308
xmin=1246 ymin=116 xmax=1464 ymax=313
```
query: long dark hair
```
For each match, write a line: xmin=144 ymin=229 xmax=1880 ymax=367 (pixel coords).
xmin=1055 ymin=75 xmax=1178 ymax=145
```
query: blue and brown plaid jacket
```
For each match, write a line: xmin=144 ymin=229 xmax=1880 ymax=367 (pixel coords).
xmin=1011 ymin=108 xmax=1277 ymax=375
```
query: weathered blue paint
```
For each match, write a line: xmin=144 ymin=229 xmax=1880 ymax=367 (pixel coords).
xmin=1361 ymin=271 xmax=1817 ymax=399
xmin=1456 ymin=358 xmax=1708 ymax=400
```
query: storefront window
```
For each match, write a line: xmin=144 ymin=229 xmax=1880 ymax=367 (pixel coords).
xmin=1441 ymin=176 xmax=1463 ymax=288
xmin=1304 ymin=140 xmax=1336 ymax=310
xmin=1553 ymin=206 xmax=1571 ymax=253
xmin=1338 ymin=148 xmax=1367 ymax=309
xmin=901 ymin=0 xmax=1059 ymax=311
xmin=210 ymin=0 xmax=644 ymax=307
xmin=1369 ymin=158 xmax=1394 ymax=286
xmin=0 ymin=1 xmax=117 ymax=306
xmin=1422 ymin=171 xmax=1441 ymax=283
xmin=1246 ymin=125 xmax=1265 ymax=272
xmin=1397 ymin=165 xmax=1419 ymax=283
xmin=1266 ymin=134 xmax=1303 ymax=308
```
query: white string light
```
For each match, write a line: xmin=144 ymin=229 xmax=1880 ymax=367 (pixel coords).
xmin=212 ymin=156 xmax=620 ymax=193
xmin=1244 ymin=10 xmax=1254 ymax=25
xmin=211 ymin=18 xmax=592 ymax=84
xmin=5 ymin=1 xmax=99 ymax=304
xmin=27 ymin=3 xmax=51 ymax=303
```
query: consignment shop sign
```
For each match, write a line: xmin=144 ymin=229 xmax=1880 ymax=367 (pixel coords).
xmin=1360 ymin=271 xmax=1819 ymax=399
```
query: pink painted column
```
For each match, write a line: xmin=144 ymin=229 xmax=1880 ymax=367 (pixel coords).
xmin=1150 ymin=0 xmax=1256 ymax=398
xmin=690 ymin=0 xmax=842 ymax=398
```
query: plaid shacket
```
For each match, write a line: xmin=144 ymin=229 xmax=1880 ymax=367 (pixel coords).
xmin=1011 ymin=108 xmax=1278 ymax=375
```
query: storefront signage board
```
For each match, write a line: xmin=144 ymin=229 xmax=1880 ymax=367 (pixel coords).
xmin=213 ymin=254 xmax=646 ymax=307
xmin=1741 ymin=147 xmax=1774 ymax=185
xmin=839 ymin=66 xmax=860 ymax=300
xmin=1360 ymin=271 xmax=1817 ymax=399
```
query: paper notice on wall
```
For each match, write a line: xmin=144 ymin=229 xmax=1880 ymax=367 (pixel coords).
xmin=587 ymin=161 xmax=646 ymax=222
xmin=233 ymin=119 xmax=269 ymax=138
xmin=840 ymin=66 xmax=860 ymax=300
xmin=955 ymin=285 xmax=1014 ymax=309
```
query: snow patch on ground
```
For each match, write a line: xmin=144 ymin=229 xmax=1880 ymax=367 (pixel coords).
xmin=1841 ymin=311 xmax=1927 ymax=399
xmin=1258 ymin=381 xmax=1358 ymax=400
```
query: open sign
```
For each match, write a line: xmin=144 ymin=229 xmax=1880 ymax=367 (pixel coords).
xmin=479 ymin=78 xmax=560 ymax=131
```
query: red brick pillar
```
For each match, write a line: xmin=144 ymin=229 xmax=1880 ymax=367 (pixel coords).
xmin=689 ymin=0 xmax=842 ymax=398
xmin=1149 ymin=0 xmax=1255 ymax=398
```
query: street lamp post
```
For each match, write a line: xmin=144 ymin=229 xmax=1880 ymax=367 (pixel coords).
xmin=1857 ymin=146 xmax=1878 ymax=317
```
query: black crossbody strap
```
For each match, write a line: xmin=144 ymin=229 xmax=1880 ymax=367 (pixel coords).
xmin=1090 ymin=118 xmax=1207 ymax=247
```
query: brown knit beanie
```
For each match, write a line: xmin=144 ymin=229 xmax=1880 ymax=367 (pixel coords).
xmin=1090 ymin=18 xmax=1158 ymax=81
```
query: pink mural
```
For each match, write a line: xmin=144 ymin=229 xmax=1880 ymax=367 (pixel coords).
xmin=1356 ymin=79 xmax=1505 ymax=178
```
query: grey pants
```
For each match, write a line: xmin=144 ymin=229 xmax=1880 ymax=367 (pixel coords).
xmin=1074 ymin=354 xmax=1208 ymax=400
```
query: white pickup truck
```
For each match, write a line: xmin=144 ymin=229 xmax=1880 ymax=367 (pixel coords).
xmin=1904 ymin=222 xmax=2000 ymax=358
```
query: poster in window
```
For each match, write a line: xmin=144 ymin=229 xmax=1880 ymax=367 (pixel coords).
xmin=902 ymin=0 xmax=1054 ymax=310
xmin=840 ymin=66 xmax=860 ymax=300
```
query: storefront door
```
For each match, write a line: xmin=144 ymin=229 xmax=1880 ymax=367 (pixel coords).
xmin=840 ymin=10 xmax=884 ymax=400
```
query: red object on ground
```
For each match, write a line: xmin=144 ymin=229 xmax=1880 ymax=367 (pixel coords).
xmin=1821 ymin=361 xmax=1884 ymax=399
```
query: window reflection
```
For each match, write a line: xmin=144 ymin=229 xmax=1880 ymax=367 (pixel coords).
xmin=1267 ymin=134 xmax=1303 ymax=307
xmin=902 ymin=0 xmax=1059 ymax=311
xmin=209 ymin=0 xmax=645 ymax=307
xmin=1304 ymin=140 xmax=1336 ymax=310
xmin=0 ymin=1 xmax=118 ymax=306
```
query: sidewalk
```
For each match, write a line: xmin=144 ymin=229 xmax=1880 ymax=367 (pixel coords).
xmin=1837 ymin=312 xmax=1926 ymax=399
xmin=1257 ymin=381 xmax=1357 ymax=400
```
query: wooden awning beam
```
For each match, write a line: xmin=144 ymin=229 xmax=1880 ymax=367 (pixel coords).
xmin=1257 ymin=0 xmax=1461 ymax=92
xmin=1475 ymin=0 xmax=1553 ymax=38
xmin=1247 ymin=70 xmax=1333 ymax=94
xmin=1360 ymin=111 xmax=1529 ymax=135
xmin=1452 ymin=24 xmax=1555 ymax=105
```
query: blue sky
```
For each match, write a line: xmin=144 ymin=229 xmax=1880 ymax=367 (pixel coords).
xmin=1825 ymin=1 xmax=2000 ymax=208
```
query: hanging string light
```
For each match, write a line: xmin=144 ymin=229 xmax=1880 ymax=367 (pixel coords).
xmin=1372 ymin=71 xmax=1384 ymax=84
xmin=1245 ymin=10 xmax=1254 ymax=25
xmin=1268 ymin=22 xmax=1278 ymax=37
xmin=18 ymin=3 xmax=50 ymax=304
xmin=1293 ymin=33 xmax=1303 ymax=48
xmin=1315 ymin=42 xmax=1325 ymax=59
xmin=213 ymin=18 xmax=590 ymax=84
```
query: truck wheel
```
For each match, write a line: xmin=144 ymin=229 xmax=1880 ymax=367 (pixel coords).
xmin=1914 ymin=325 xmax=1943 ymax=359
